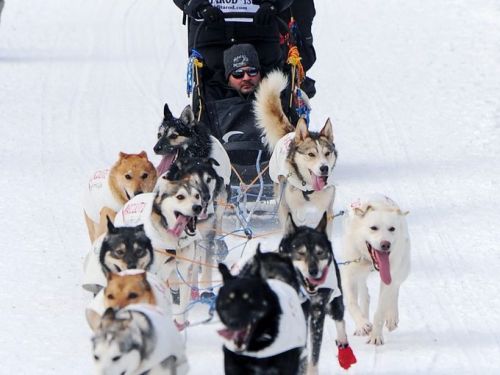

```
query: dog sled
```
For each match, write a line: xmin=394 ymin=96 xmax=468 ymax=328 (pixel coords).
xmin=184 ymin=11 xmax=312 ymax=236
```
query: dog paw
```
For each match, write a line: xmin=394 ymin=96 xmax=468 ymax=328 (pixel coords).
xmin=385 ymin=318 xmax=398 ymax=331
xmin=354 ymin=322 xmax=372 ymax=336
xmin=367 ymin=334 xmax=384 ymax=345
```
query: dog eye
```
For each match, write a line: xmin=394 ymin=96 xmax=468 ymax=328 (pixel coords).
xmin=114 ymin=249 xmax=125 ymax=256
xmin=157 ymin=132 xmax=162 ymax=139
xmin=112 ymin=355 xmax=121 ymax=362
xmin=107 ymin=294 xmax=114 ymax=300
xmin=125 ymin=174 xmax=132 ymax=180
xmin=141 ymin=173 xmax=148 ymax=180
xmin=325 ymin=151 xmax=331 ymax=157
xmin=370 ymin=226 xmax=378 ymax=231
xmin=176 ymin=194 xmax=185 ymax=200
xmin=93 ymin=355 xmax=99 ymax=361
xmin=169 ymin=134 xmax=178 ymax=139
xmin=195 ymin=193 xmax=200 ymax=199
xmin=128 ymin=292 xmax=138 ymax=299
xmin=298 ymin=249 xmax=306 ymax=256
xmin=308 ymin=152 xmax=315 ymax=157
xmin=134 ymin=249 xmax=145 ymax=257
xmin=388 ymin=227 xmax=396 ymax=232
xmin=206 ymin=177 xmax=212 ymax=183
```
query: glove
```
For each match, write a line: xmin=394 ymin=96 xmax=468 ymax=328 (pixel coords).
xmin=253 ymin=2 xmax=277 ymax=25
xmin=337 ymin=343 xmax=357 ymax=370
xmin=199 ymin=5 xmax=224 ymax=25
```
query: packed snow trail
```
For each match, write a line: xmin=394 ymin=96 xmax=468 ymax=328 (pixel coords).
xmin=0 ymin=0 xmax=499 ymax=373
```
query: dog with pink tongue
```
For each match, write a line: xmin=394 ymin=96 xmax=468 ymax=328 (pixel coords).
xmin=341 ymin=194 xmax=411 ymax=345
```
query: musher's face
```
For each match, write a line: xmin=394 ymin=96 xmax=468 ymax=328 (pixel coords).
xmin=228 ymin=66 xmax=262 ymax=95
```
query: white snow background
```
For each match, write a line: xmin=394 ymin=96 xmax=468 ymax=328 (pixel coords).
xmin=1 ymin=0 xmax=499 ymax=374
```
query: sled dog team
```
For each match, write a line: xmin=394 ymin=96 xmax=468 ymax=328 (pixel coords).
xmin=82 ymin=71 xmax=411 ymax=374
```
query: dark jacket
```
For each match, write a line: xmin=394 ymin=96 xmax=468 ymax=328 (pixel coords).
xmin=173 ymin=0 xmax=293 ymax=76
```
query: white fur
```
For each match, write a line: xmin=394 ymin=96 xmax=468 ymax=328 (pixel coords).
xmin=341 ymin=194 xmax=411 ymax=345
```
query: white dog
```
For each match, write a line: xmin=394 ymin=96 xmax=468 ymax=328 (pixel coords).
xmin=341 ymin=194 xmax=410 ymax=345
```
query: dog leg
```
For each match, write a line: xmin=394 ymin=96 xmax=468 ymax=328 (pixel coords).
xmin=174 ymin=244 xmax=196 ymax=329
xmin=343 ymin=267 xmax=372 ymax=336
xmin=84 ymin=212 xmax=97 ymax=243
xmin=368 ymin=282 xmax=399 ymax=345
xmin=308 ymin=303 xmax=327 ymax=375
xmin=359 ymin=279 xmax=370 ymax=320
xmin=384 ymin=285 xmax=400 ymax=331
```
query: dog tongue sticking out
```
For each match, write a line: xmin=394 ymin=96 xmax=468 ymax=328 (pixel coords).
xmin=311 ymin=173 xmax=327 ymax=191
xmin=217 ymin=327 xmax=250 ymax=351
xmin=169 ymin=214 xmax=190 ymax=237
xmin=156 ymin=153 xmax=176 ymax=175
xmin=374 ymin=250 xmax=391 ymax=285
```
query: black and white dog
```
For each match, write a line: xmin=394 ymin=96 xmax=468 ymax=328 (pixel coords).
xmin=279 ymin=213 xmax=357 ymax=373
xmin=82 ymin=217 xmax=154 ymax=295
xmin=216 ymin=262 xmax=306 ymax=375
xmin=154 ymin=104 xmax=231 ymax=184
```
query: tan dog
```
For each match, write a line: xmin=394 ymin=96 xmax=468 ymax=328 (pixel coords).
xmin=83 ymin=151 xmax=157 ymax=243
xmin=254 ymin=71 xmax=337 ymax=237
xmin=104 ymin=271 xmax=156 ymax=309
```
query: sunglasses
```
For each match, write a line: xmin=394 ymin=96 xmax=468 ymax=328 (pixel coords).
xmin=231 ymin=67 xmax=260 ymax=79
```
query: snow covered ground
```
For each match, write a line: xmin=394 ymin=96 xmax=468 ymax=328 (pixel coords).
xmin=1 ymin=0 xmax=499 ymax=373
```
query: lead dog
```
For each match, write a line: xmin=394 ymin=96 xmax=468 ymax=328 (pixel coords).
xmin=341 ymin=194 xmax=411 ymax=345
xmin=254 ymin=71 xmax=337 ymax=237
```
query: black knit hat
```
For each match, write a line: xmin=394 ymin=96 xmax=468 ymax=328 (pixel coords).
xmin=223 ymin=44 xmax=261 ymax=79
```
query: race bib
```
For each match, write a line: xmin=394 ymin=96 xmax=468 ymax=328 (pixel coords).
xmin=210 ymin=0 xmax=259 ymax=22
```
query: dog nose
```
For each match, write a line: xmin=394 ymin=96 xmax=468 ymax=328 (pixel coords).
xmin=380 ymin=241 xmax=391 ymax=251
xmin=319 ymin=165 xmax=329 ymax=175
xmin=153 ymin=143 xmax=163 ymax=153
xmin=192 ymin=204 xmax=202 ymax=215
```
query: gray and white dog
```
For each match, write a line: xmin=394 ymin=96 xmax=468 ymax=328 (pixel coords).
xmin=92 ymin=305 xmax=188 ymax=375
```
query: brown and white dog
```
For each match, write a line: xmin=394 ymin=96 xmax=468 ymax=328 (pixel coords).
xmin=83 ymin=151 xmax=157 ymax=243
xmin=254 ymin=70 xmax=338 ymax=237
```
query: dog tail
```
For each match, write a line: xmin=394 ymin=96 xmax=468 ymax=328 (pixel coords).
xmin=254 ymin=70 xmax=295 ymax=151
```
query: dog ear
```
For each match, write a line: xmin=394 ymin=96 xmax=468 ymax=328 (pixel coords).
xmin=100 ymin=307 xmax=116 ymax=329
xmin=354 ymin=204 xmax=372 ymax=217
xmin=294 ymin=118 xmax=309 ymax=143
xmin=118 ymin=151 xmax=128 ymax=159
xmin=284 ymin=213 xmax=298 ymax=236
xmin=180 ymin=105 xmax=195 ymax=126
xmin=166 ymin=163 xmax=181 ymax=181
xmin=106 ymin=271 xmax=117 ymax=282
xmin=397 ymin=209 xmax=410 ymax=216
xmin=319 ymin=118 xmax=334 ymax=142
xmin=218 ymin=263 xmax=234 ymax=282
xmin=208 ymin=157 xmax=220 ymax=167
xmin=106 ymin=216 xmax=118 ymax=234
xmin=315 ymin=212 xmax=328 ymax=233
xmin=138 ymin=150 xmax=148 ymax=159
xmin=163 ymin=103 xmax=173 ymax=119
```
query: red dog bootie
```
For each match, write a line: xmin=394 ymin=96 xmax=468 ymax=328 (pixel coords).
xmin=337 ymin=343 xmax=357 ymax=370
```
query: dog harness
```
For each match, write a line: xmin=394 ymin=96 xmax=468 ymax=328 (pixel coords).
xmin=86 ymin=270 xmax=172 ymax=324
xmin=114 ymin=193 xmax=200 ymax=250
xmin=119 ymin=304 xmax=188 ymax=375
xmin=223 ymin=279 xmax=306 ymax=358
xmin=83 ymin=169 xmax=123 ymax=223
xmin=269 ymin=132 xmax=335 ymax=192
